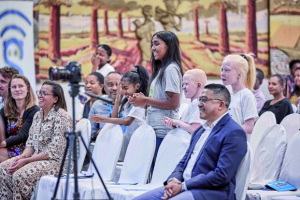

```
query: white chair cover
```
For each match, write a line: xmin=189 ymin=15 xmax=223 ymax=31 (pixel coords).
xmin=246 ymin=131 xmax=300 ymax=200
xmin=279 ymin=131 xmax=300 ymax=189
xmin=36 ymin=123 xmax=123 ymax=200
xmin=235 ymin=142 xmax=254 ymax=200
xmin=280 ymin=113 xmax=300 ymax=143
xmin=67 ymin=127 xmax=191 ymax=200
xmin=151 ymin=128 xmax=191 ymax=184
xmin=34 ymin=119 xmax=92 ymax=200
xmin=76 ymin=118 xmax=91 ymax=173
xmin=88 ymin=123 xmax=123 ymax=181
xmin=250 ymin=125 xmax=287 ymax=186
xmin=250 ymin=111 xmax=276 ymax=154
xmin=118 ymin=124 xmax=156 ymax=184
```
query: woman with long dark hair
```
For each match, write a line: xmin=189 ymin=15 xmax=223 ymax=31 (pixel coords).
xmin=129 ymin=31 xmax=183 ymax=162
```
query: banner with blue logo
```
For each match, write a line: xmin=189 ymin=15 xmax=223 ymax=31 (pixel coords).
xmin=0 ymin=1 xmax=35 ymax=90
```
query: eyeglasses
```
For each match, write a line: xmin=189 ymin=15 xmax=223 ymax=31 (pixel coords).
xmin=11 ymin=85 xmax=26 ymax=90
xmin=198 ymin=96 xmax=224 ymax=104
xmin=36 ymin=90 xmax=53 ymax=97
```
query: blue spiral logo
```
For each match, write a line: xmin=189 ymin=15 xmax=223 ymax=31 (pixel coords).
xmin=0 ymin=10 xmax=32 ymax=75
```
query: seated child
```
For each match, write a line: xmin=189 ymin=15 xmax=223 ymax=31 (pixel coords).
xmin=162 ymin=69 xmax=207 ymax=134
xmin=90 ymin=65 xmax=149 ymax=161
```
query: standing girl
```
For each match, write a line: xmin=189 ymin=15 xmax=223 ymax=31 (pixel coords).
xmin=91 ymin=44 xmax=115 ymax=77
xmin=129 ymin=31 xmax=183 ymax=162
xmin=90 ymin=65 xmax=149 ymax=161
xmin=221 ymin=54 xmax=258 ymax=135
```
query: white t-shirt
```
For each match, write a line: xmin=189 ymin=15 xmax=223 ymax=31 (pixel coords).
xmin=96 ymin=63 xmax=115 ymax=77
xmin=229 ymin=88 xmax=258 ymax=125
xmin=180 ymin=99 xmax=205 ymax=126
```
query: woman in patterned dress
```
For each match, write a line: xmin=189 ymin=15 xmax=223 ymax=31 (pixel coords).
xmin=0 ymin=81 xmax=72 ymax=200
xmin=0 ymin=74 xmax=39 ymax=162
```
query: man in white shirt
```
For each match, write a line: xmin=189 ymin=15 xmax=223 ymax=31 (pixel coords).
xmin=134 ymin=84 xmax=247 ymax=200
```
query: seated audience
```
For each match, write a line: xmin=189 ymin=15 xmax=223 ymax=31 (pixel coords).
xmin=89 ymin=71 xmax=122 ymax=140
xmin=91 ymin=65 xmax=149 ymax=161
xmin=162 ymin=69 xmax=207 ymax=134
xmin=82 ymin=72 xmax=104 ymax=119
xmin=0 ymin=66 xmax=19 ymax=109
xmin=0 ymin=81 xmax=72 ymax=199
xmin=253 ymin=68 xmax=266 ymax=113
xmin=0 ymin=75 xmax=39 ymax=162
xmin=290 ymin=67 xmax=300 ymax=107
xmin=134 ymin=84 xmax=247 ymax=200
xmin=259 ymin=74 xmax=294 ymax=124
xmin=91 ymin=44 xmax=115 ymax=77
xmin=221 ymin=53 xmax=258 ymax=135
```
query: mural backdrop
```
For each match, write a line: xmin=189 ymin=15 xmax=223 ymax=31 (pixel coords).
xmin=37 ymin=0 xmax=270 ymax=80
xmin=269 ymin=0 xmax=300 ymax=75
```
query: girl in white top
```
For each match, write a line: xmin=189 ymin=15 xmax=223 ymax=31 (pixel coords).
xmin=91 ymin=44 xmax=115 ymax=77
xmin=90 ymin=65 xmax=149 ymax=161
xmin=162 ymin=69 xmax=207 ymax=134
xmin=221 ymin=54 xmax=258 ymax=135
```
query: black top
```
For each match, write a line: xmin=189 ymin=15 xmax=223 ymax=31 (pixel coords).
xmin=259 ymin=98 xmax=294 ymax=124
xmin=82 ymin=100 xmax=91 ymax=119
xmin=0 ymin=105 xmax=40 ymax=148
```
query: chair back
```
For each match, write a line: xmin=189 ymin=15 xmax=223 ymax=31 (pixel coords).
xmin=118 ymin=125 xmax=156 ymax=184
xmin=250 ymin=124 xmax=287 ymax=184
xmin=250 ymin=111 xmax=276 ymax=154
xmin=280 ymin=113 xmax=300 ymax=143
xmin=151 ymin=128 xmax=191 ymax=184
xmin=235 ymin=142 xmax=254 ymax=200
xmin=88 ymin=123 xmax=123 ymax=181
xmin=279 ymin=131 xmax=300 ymax=189
xmin=76 ymin=119 xmax=91 ymax=173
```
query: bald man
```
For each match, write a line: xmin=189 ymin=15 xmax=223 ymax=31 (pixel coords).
xmin=162 ymin=69 xmax=207 ymax=134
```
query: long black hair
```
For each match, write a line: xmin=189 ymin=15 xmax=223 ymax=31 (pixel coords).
xmin=119 ymin=65 xmax=149 ymax=113
xmin=150 ymin=31 xmax=183 ymax=85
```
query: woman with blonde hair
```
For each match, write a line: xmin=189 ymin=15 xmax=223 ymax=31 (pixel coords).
xmin=221 ymin=54 xmax=258 ymax=135
xmin=0 ymin=74 xmax=39 ymax=162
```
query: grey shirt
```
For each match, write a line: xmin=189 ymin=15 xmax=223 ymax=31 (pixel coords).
xmin=147 ymin=62 xmax=182 ymax=138
xmin=88 ymin=97 xmax=112 ymax=139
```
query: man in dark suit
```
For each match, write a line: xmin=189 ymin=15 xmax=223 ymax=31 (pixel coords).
xmin=134 ymin=84 xmax=247 ymax=200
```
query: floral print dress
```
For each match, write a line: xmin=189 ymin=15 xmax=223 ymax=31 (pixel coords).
xmin=0 ymin=107 xmax=73 ymax=200
xmin=7 ymin=117 xmax=25 ymax=158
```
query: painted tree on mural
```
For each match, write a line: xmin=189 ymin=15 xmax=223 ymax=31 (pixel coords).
xmin=245 ymin=0 xmax=257 ymax=56
xmin=110 ymin=0 xmax=140 ymax=38
xmin=79 ymin=0 xmax=112 ymax=49
xmin=199 ymin=0 xmax=238 ymax=55
xmin=40 ymin=0 xmax=71 ymax=62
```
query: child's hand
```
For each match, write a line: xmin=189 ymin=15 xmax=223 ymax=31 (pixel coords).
xmin=128 ymin=93 xmax=146 ymax=108
xmin=91 ymin=53 xmax=100 ymax=67
xmin=90 ymin=114 xmax=107 ymax=123
xmin=162 ymin=116 xmax=175 ymax=129
xmin=116 ymin=82 xmax=123 ymax=101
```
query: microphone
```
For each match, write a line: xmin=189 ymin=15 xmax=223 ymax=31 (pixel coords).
xmin=85 ymin=92 xmax=113 ymax=104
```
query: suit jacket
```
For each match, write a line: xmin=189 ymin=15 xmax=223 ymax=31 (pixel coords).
xmin=165 ymin=113 xmax=247 ymax=200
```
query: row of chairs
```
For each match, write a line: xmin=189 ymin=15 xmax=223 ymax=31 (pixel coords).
xmin=33 ymin=112 xmax=300 ymax=200
xmin=246 ymin=112 xmax=300 ymax=200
